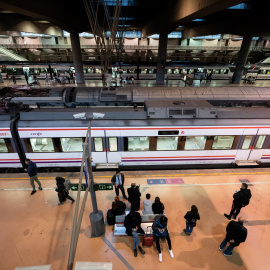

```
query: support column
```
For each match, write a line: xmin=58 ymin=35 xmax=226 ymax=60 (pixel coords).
xmin=156 ymin=33 xmax=168 ymax=84
xmin=232 ymin=36 xmax=253 ymax=84
xmin=70 ymin=32 xmax=85 ymax=84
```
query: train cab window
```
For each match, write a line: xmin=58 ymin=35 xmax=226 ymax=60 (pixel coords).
xmin=30 ymin=138 xmax=55 ymax=152
xmin=126 ymin=137 xmax=149 ymax=151
xmin=255 ymin=135 xmax=266 ymax=149
xmin=184 ymin=136 xmax=206 ymax=150
xmin=241 ymin=135 xmax=253 ymax=150
xmin=0 ymin=138 xmax=9 ymax=152
xmin=212 ymin=136 xmax=235 ymax=150
xmin=157 ymin=137 xmax=178 ymax=151
xmin=60 ymin=138 xmax=83 ymax=152
xmin=109 ymin=137 xmax=118 ymax=152
xmin=94 ymin=138 xmax=103 ymax=152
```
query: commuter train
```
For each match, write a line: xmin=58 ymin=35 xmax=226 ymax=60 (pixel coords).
xmin=1 ymin=100 xmax=270 ymax=172
xmin=0 ymin=61 xmax=235 ymax=81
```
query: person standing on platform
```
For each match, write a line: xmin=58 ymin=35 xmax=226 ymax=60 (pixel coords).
xmin=183 ymin=205 xmax=200 ymax=235
xmin=128 ymin=183 xmax=141 ymax=211
xmin=152 ymin=214 xmax=174 ymax=262
xmin=142 ymin=193 xmax=153 ymax=214
xmin=12 ymin=74 xmax=16 ymax=84
xmin=24 ymin=72 xmax=29 ymax=85
xmin=224 ymin=183 xmax=252 ymax=220
xmin=124 ymin=210 xmax=146 ymax=257
xmin=111 ymin=170 xmax=128 ymax=200
xmin=152 ymin=197 xmax=165 ymax=214
xmin=25 ymin=159 xmax=42 ymax=195
xmin=219 ymin=217 xmax=247 ymax=256
xmin=200 ymin=75 xmax=203 ymax=85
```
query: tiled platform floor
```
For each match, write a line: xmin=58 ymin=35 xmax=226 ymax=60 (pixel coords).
xmin=0 ymin=168 xmax=269 ymax=270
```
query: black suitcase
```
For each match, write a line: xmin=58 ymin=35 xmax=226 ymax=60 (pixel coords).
xmin=107 ymin=209 xmax=116 ymax=225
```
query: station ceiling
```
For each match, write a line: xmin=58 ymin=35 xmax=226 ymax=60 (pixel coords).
xmin=0 ymin=0 xmax=269 ymax=38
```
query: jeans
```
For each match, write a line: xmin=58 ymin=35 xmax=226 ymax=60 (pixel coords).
xmin=186 ymin=221 xmax=194 ymax=234
xmin=132 ymin=231 xmax=140 ymax=250
xmin=30 ymin=175 xmax=42 ymax=190
xmin=220 ymin=238 xmax=235 ymax=255
xmin=156 ymin=233 xmax=172 ymax=254
xmin=114 ymin=184 xmax=127 ymax=199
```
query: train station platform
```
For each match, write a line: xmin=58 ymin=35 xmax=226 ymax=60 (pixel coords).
xmin=0 ymin=168 xmax=269 ymax=270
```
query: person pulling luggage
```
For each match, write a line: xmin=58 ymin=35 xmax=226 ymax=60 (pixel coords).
xmin=55 ymin=176 xmax=75 ymax=205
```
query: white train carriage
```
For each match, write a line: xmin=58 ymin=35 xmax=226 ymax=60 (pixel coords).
xmin=17 ymin=101 xmax=270 ymax=170
xmin=0 ymin=115 xmax=23 ymax=168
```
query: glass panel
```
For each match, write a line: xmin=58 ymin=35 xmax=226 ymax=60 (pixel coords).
xmin=30 ymin=138 xmax=55 ymax=152
xmin=212 ymin=136 xmax=235 ymax=150
xmin=255 ymin=135 xmax=266 ymax=149
xmin=94 ymin=137 xmax=103 ymax=152
xmin=128 ymin=137 xmax=149 ymax=151
xmin=184 ymin=136 xmax=206 ymax=150
xmin=60 ymin=138 xmax=83 ymax=152
xmin=157 ymin=137 xmax=178 ymax=150
xmin=0 ymin=138 xmax=8 ymax=152
xmin=242 ymin=136 xmax=253 ymax=150
xmin=109 ymin=137 xmax=118 ymax=152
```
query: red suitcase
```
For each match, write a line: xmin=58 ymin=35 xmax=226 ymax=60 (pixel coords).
xmin=143 ymin=226 xmax=154 ymax=246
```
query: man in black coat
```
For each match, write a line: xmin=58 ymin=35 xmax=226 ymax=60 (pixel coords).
xmin=124 ymin=210 xmax=145 ymax=257
xmin=224 ymin=183 xmax=252 ymax=220
xmin=219 ymin=217 xmax=247 ymax=256
xmin=111 ymin=170 xmax=128 ymax=199
xmin=127 ymin=183 xmax=141 ymax=211
xmin=25 ymin=159 xmax=42 ymax=195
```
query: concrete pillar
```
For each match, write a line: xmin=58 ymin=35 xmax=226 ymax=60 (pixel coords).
xmin=156 ymin=33 xmax=168 ymax=84
xmin=70 ymin=32 xmax=85 ymax=84
xmin=232 ymin=36 xmax=253 ymax=84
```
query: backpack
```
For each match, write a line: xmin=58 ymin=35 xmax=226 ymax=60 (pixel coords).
xmin=64 ymin=179 xmax=71 ymax=192
xmin=190 ymin=218 xmax=197 ymax=227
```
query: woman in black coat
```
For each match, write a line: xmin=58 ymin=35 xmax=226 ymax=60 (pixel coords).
xmin=152 ymin=197 xmax=165 ymax=214
xmin=184 ymin=205 xmax=200 ymax=235
xmin=124 ymin=211 xmax=145 ymax=257
xmin=55 ymin=176 xmax=75 ymax=205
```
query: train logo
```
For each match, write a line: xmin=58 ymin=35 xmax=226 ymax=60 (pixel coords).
xmin=0 ymin=132 xmax=9 ymax=136
xmin=30 ymin=132 xmax=42 ymax=136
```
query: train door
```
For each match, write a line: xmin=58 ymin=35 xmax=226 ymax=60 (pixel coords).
xmin=235 ymin=129 xmax=267 ymax=162
xmin=104 ymin=130 xmax=121 ymax=165
xmin=92 ymin=131 xmax=107 ymax=163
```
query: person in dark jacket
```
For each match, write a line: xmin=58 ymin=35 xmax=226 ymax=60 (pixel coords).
xmin=184 ymin=205 xmax=200 ymax=235
xmin=124 ymin=210 xmax=145 ymax=257
xmin=113 ymin=196 xmax=126 ymax=216
xmin=25 ymin=159 xmax=42 ymax=195
xmin=111 ymin=170 xmax=128 ymax=199
xmin=152 ymin=197 xmax=165 ymax=214
xmin=127 ymin=183 xmax=141 ymax=211
xmin=55 ymin=176 xmax=75 ymax=205
xmin=219 ymin=217 xmax=247 ymax=256
xmin=224 ymin=183 xmax=252 ymax=220
xmin=152 ymin=214 xmax=174 ymax=263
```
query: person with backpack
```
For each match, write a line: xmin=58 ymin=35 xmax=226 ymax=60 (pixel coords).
xmin=55 ymin=176 xmax=75 ymax=205
xmin=184 ymin=205 xmax=200 ymax=235
xmin=152 ymin=214 xmax=174 ymax=262
xmin=219 ymin=217 xmax=247 ymax=256
xmin=224 ymin=183 xmax=252 ymax=220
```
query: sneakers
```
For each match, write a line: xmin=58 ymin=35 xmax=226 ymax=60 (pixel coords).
xmin=169 ymin=249 xmax=174 ymax=258
xmin=224 ymin=214 xmax=231 ymax=220
xmin=159 ymin=253 xmax=162 ymax=263
xmin=58 ymin=202 xmax=63 ymax=205
xmin=31 ymin=190 xmax=36 ymax=195
xmin=223 ymin=252 xmax=233 ymax=256
xmin=134 ymin=248 xmax=137 ymax=257
xmin=183 ymin=229 xmax=190 ymax=235
xmin=138 ymin=246 xmax=145 ymax=255
xmin=219 ymin=247 xmax=225 ymax=251
xmin=38 ymin=187 xmax=43 ymax=190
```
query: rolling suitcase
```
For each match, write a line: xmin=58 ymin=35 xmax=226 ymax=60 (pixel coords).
xmin=107 ymin=209 xmax=116 ymax=225
xmin=143 ymin=226 xmax=154 ymax=246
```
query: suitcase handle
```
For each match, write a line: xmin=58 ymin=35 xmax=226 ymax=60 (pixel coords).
xmin=146 ymin=226 xmax=152 ymax=234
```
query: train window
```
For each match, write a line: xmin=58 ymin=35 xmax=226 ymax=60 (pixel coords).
xmin=167 ymin=69 xmax=172 ymax=74
xmin=184 ymin=136 xmax=206 ymax=150
xmin=213 ymin=69 xmax=219 ymax=74
xmin=255 ymin=135 xmax=266 ymax=149
xmin=126 ymin=137 xmax=149 ymax=151
xmin=157 ymin=137 xmax=178 ymax=151
xmin=212 ymin=136 xmax=235 ymax=150
xmin=94 ymin=138 xmax=103 ymax=152
xmin=197 ymin=68 xmax=204 ymax=72
xmin=30 ymin=138 xmax=55 ymax=152
xmin=60 ymin=138 xmax=83 ymax=152
xmin=182 ymin=69 xmax=187 ymax=74
xmin=109 ymin=137 xmax=118 ymax=152
xmin=0 ymin=138 xmax=9 ymax=153
xmin=129 ymin=69 xmax=135 ymax=73
xmin=141 ymin=69 xmax=147 ymax=74
xmin=149 ymin=69 xmax=155 ymax=74
xmin=241 ymin=135 xmax=253 ymax=150
xmin=174 ymin=69 xmax=180 ymax=74
xmin=220 ymin=69 xmax=228 ymax=74
xmin=189 ymin=69 xmax=194 ymax=74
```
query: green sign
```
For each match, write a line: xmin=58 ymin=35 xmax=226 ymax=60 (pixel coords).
xmin=70 ymin=183 xmax=87 ymax=191
xmin=94 ymin=183 xmax=113 ymax=191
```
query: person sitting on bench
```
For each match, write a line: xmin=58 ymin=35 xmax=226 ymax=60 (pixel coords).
xmin=124 ymin=210 xmax=146 ymax=257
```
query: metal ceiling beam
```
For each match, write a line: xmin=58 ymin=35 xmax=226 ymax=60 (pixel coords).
xmin=142 ymin=0 xmax=248 ymax=37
